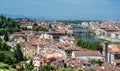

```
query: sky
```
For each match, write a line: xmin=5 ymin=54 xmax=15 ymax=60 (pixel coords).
xmin=0 ymin=0 xmax=120 ymax=20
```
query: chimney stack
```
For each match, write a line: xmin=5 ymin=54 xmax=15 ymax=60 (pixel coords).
xmin=103 ymin=41 xmax=108 ymax=62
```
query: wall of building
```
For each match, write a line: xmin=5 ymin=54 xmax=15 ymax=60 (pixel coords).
xmin=108 ymin=53 xmax=115 ymax=64
xmin=72 ymin=51 xmax=103 ymax=60
xmin=59 ymin=39 xmax=75 ymax=44
xmin=74 ymin=56 xmax=103 ymax=60
xmin=40 ymin=34 xmax=53 ymax=39
xmin=27 ymin=26 xmax=33 ymax=29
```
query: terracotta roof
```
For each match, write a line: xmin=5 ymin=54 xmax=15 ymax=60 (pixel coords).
xmin=14 ymin=32 xmax=26 ymax=37
xmin=66 ymin=58 xmax=87 ymax=68
xmin=84 ymin=62 xmax=120 ymax=71
xmin=74 ymin=50 xmax=102 ymax=56
xmin=16 ymin=65 xmax=21 ymax=69
xmin=60 ymin=36 xmax=75 ymax=41
xmin=113 ymin=59 xmax=120 ymax=63
xmin=57 ymin=43 xmax=78 ymax=51
xmin=20 ymin=22 xmax=32 ymax=26
xmin=109 ymin=45 xmax=120 ymax=54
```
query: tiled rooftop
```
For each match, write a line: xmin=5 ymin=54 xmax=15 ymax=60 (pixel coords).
xmin=74 ymin=50 xmax=102 ymax=56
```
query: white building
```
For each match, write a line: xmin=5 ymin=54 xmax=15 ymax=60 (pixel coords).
xmin=7 ymin=41 xmax=16 ymax=47
xmin=72 ymin=50 xmax=103 ymax=60
xmin=59 ymin=36 xmax=75 ymax=44
xmin=37 ymin=45 xmax=66 ymax=59
xmin=39 ymin=33 xmax=53 ymax=39
xmin=108 ymin=45 xmax=120 ymax=66
xmin=111 ymin=33 xmax=117 ymax=38
xmin=95 ymin=29 xmax=105 ymax=36
xmin=33 ymin=56 xmax=41 ymax=71
xmin=81 ymin=22 xmax=89 ymax=27
xmin=111 ymin=32 xmax=120 ymax=39
xmin=118 ymin=34 xmax=120 ymax=39
xmin=20 ymin=22 xmax=33 ymax=29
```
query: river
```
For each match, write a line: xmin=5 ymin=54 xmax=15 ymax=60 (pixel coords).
xmin=70 ymin=24 xmax=101 ymax=42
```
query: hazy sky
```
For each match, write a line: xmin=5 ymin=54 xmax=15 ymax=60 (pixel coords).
xmin=0 ymin=0 xmax=120 ymax=20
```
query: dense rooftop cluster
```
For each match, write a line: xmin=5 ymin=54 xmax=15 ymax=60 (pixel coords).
xmin=0 ymin=16 xmax=120 ymax=71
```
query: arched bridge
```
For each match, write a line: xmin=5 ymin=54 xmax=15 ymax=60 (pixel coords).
xmin=73 ymin=29 xmax=95 ymax=33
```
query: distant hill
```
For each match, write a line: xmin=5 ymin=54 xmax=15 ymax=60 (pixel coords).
xmin=0 ymin=14 xmax=28 ymax=18
xmin=0 ymin=14 xmax=52 ymax=21
xmin=0 ymin=14 xmax=111 ymax=21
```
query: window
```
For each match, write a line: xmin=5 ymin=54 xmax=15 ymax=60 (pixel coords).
xmin=115 ymin=54 xmax=120 ymax=59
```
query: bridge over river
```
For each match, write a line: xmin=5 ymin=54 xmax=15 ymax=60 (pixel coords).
xmin=73 ymin=29 xmax=95 ymax=36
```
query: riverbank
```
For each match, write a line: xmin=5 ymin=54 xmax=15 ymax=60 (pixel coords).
xmin=96 ymin=36 xmax=120 ymax=44
xmin=72 ymin=25 xmax=101 ymax=42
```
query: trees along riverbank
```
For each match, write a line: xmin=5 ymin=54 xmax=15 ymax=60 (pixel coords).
xmin=77 ymin=39 xmax=103 ymax=53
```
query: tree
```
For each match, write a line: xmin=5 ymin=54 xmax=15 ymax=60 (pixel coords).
xmin=3 ymin=55 xmax=15 ymax=65
xmin=91 ymin=59 xmax=103 ymax=66
xmin=98 ymin=59 xmax=103 ymax=66
xmin=14 ymin=44 xmax=24 ymax=63
xmin=25 ymin=63 xmax=33 ymax=71
xmin=4 ymin=32 xmax=9 ymax=42
xmin=77 ymin=39 xmax=103 ymax=53
xmin=0 ymin=37 xmax=2 ymax=42
xmin=33 ymin=23 xmax=37 ymax=31
xmin=0 ymin=15 xmax=20 ymax=35
xmin=40 ymin=65 xmax=56 ymax=71
xmin=24 ymin=60 xmax=34 ymax=71
xmin=60 ymin=68 xmax=83 ymax=71
xmin=0 ymin=51 xmax=15 ymax=65
xmin=18 ymin=65 xmax=24 ymax=71
xmin=64 ymin=63 xmax=67 ymax=68
xmin=0 ymin=29 xmax=6 ymax=35
xmin=0 ymin=51 xmax=6 ymax=62
xmin=76 ymin=68 xmax=84 ymax=71
xmin=35 ymin=26 xmax=47 ymax=32
xmin=1 ymin=42 xmax=11 ymax=51
xmin=0 ymin=15 xmax=6 ymax=20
